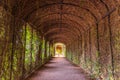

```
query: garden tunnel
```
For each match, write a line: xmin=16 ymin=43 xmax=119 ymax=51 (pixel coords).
xmin=0 ymin=0 xmax=120 ymax=80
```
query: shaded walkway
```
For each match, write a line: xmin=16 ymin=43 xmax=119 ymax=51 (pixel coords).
xmin=27 ymin=58 xmax=90 ymax=80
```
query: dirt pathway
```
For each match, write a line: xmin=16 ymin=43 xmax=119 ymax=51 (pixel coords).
xmin=27 ymin=57 xmax=90 ymax=80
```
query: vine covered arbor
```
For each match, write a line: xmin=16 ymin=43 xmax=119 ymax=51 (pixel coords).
xmin=0 ymin=0 xmax=120 ymax=80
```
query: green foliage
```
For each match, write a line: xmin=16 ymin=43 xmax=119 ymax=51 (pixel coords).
xmin=25 ymin=24 xmax=32 ymax=71
xmin=0 ymin=20 xmax=53 ymax=80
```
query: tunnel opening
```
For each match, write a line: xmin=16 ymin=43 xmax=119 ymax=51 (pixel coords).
xmin=54 ymin=43 xmax=66 ymax=57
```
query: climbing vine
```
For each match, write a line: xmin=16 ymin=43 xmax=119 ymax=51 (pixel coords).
xmin=0 ymin=6 xmax=53 ymax=80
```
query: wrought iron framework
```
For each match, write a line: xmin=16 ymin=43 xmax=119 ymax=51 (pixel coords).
xmin=0 ymin=0 xmax=120 ymax=80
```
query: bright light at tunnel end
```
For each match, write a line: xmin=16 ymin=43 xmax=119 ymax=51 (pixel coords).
xmin=54 ymin=43 xmax=66 ymax=57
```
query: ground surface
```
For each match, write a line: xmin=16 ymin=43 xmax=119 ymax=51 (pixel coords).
xmin=27 ymin=57 xmax=90 ymax=80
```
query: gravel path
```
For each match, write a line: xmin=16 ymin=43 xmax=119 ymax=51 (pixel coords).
xmin=27 ymin=57 xmax=90 ymax=80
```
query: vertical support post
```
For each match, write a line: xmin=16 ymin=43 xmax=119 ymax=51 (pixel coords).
xmin=54 ymin=43 xmax=55 ymax=57
xmin=30 ymin=28 xmax=33 ymax=71
xmin=83 ymin=32 xmax=86 ymax=67
xmin=39 ymin=40 xmax=42 ymax=66
xmin=49 ymin=43 xmax=51 ymax=59
xmin=89 ymin=28 xmax=92 ymax=73
xmin=108 ymin=15 xmax=115 ymax=80
xmin=21 ymin=23 xmax=27 ymax=79
xmin=10 ymin=16 xmax=16 ymax=80
xmin=78 ymin=36 xmax=79 ymax=62
xmin=44 ymin=40 xmax=47 ymax=62
xmin=80 ymin=34 xmax=82 ymax=57
xmin=96 ymin=23 xmax=101 ymax=74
